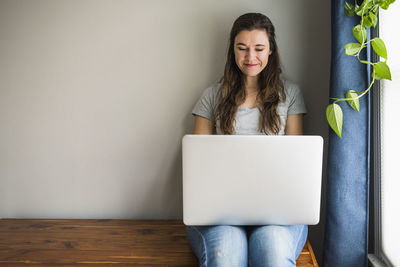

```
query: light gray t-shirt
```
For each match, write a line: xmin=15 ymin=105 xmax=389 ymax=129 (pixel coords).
xmin=192 ymin=81 xmax=307 ymax=135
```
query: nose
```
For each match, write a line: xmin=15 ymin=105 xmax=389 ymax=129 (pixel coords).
xmin=246 ymin=49 xmax=256 ymax=61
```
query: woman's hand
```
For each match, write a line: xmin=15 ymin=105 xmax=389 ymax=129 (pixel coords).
xmin=192 ymin=116 xmax=213 ymax=134
xmin=285 ymin=114 xmax=303 ymax=135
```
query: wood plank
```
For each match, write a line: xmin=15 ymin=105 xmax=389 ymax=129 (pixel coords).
xmin=0 ymin=219 xmax=196 ymax=266
xmin=0 ymin=219 xmax=317 ymax=266
xmin=0 ymin=249 xmax=197 ymax=265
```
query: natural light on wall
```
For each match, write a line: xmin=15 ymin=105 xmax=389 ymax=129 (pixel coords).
xmin=379 ymin=2 xmax=400 ymax=266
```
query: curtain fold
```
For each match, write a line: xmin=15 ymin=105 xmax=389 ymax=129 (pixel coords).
xmin=323 ymin=0 xmax=370 ymax=266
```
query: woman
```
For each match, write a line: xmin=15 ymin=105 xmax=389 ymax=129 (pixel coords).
xmin=186 ymin=13 xmax=307 ymax=266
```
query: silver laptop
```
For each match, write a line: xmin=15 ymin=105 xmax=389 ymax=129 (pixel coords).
xmin=182 ymin=134 xmax=323 ymax=226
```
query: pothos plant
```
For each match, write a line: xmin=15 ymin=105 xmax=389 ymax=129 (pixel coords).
xmin=326 ymin=0 xmax=395 ymax=138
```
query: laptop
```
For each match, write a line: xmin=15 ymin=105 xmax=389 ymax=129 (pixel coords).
xmin=182 ymin=134 xmax=323 ymax=225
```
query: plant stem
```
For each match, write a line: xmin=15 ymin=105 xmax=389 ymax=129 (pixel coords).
xmin=331 ymin=73 xmax=376 ymax=103
xmin=358 ymin=58 xmax=374 ymax=66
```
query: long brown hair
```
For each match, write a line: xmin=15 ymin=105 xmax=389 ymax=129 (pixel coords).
xmin=217 ymin=13 xmax=285 ymax=134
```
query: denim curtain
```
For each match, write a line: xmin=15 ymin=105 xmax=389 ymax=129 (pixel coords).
xmin=323 ymin=0 xmax=370 ymax=266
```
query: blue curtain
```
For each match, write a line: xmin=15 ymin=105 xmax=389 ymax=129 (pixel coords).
xmin=323 ymin=0 xmax=370 ymax=266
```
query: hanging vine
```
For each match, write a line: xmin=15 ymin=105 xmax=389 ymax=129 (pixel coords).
xmin=326 ymin=0 xmax=395 ymax=138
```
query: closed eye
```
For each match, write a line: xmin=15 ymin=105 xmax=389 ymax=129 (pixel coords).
xmin=237 ymin=47 xmax=265 ymax=52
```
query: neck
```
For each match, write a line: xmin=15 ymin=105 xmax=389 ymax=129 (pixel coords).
xmin=244 ymin=76 xmax=259 ymax=94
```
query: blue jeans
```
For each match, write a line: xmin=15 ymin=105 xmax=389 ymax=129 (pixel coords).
xmin=186 ymin=224 xmax=307 ymax=267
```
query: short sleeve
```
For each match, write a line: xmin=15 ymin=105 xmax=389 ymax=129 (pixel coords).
xmin=192 ymin=83 xmax=221 ymax=122
xmin=286 ymin=82 xmax=307 ymax=115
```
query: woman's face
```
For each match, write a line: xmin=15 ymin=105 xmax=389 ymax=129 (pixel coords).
xmin=234 ymin=29 xmax=272 ymax=78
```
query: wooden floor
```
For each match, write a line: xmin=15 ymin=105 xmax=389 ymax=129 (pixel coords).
xmin=0 ymin=219 xmax=318 ymax=266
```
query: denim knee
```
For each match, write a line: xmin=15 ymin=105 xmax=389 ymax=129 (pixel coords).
xmin=186 ymin=225 xmax=247 ymax=267
xmin=248 ymin=225 xmax=307 ymax=267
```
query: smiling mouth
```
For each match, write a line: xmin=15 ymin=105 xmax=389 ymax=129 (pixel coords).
xmin=245 ymin=64 xmax=258 ymax=67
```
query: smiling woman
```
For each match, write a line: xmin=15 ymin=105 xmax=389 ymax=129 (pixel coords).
xmin=187 ymin=12 xmax=308 ymax=267
xmin=213 ymin=13 xmax=302 ymax=137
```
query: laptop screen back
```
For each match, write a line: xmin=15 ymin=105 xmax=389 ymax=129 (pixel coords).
xmin=182 ymin=135 xmax=323 ymax=225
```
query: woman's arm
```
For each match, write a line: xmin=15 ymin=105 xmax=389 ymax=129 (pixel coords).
xmin=285 ymin=114 xmax=303 ymax=135
xmin=192 ymin=115 xmax=213 ymax=134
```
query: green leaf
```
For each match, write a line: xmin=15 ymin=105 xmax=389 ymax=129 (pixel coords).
xmin=344 ymin=43 xmax=362 ymax=56
xmin=369 ymin=11 xmax=378 ymax=27
xmin=345 ymin=1 xmax=355 ymax=16
xmin=374 ymin=70 xmax=383 ymax=80
xmin=355 ymin=2 xmax=361 ymax=15
xmin=326 ymin=103 xmax=343 ymax=138
xmin=371 ymin=3 xmax=379 ymax=13
xmin=346 ymin=90 xmax=360 ymax=112
xmin=375 ymin=61 xmax=392 ymax=80
xmin=379 ymin=0 xmax=395 ymax=9
xmin=353 ymin=25 xmax=367 ymax=43
xmin=371 ymin=37 xmax=388 ymax=59
xmin=361 ymin=10 xmax=377 ymax=28
xmin=356 ymin=0 xmax=374 ymax=15
xmin=362 ymin=14 xmax=373 ymax=27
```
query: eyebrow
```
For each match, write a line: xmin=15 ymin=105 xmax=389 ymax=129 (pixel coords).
xmin=236 ymin=43 xmax=265 ymax=47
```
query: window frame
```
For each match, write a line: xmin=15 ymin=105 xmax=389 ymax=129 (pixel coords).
xmin=368 ymin=14 xmax=395 ymax=267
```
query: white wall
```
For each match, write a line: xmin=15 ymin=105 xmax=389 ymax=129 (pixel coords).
xmin=0 ymin=0 xmax=330 ymax=261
